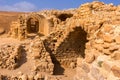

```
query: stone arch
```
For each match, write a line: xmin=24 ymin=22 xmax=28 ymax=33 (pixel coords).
xmin=27 ymin=17 xmax=39 ymax=33
xmin=26 ymin=14 xmax=49 ymax=36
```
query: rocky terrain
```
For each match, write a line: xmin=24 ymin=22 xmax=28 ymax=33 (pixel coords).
xmin=0 ymin=1 xmax=120 ymax=80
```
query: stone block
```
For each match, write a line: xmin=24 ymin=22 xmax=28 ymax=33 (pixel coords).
xmin=111 ymin=65 xmax=120 ymax=78
xmin=115 ymin=36 xmax=120 ymax=44
xmin=103 ymin=49 xmax=111 ymax=55
xmin=111 ymin=50 xmax=120 ymax=60
xmin=102 ymin=61 xmax=112 ymax=72
xmin=81 ymin=63 xmax=90 ymax=73
xmin=90 ymin=67 xmax=100 ymax=80
xmin=103 ymin=25 xmax=113 ymax=32
xmin=70 ymin=62 xmax=76 ymax=69
xmin=77 ymin=57 xmax=83 ymax=66
xmin=103 ymin=34 xmax=113 ymax=43
xmin=85 ymin=52 xmax=95 ymax=63
xmin=32 ymin=52 xmax=40 ymax=59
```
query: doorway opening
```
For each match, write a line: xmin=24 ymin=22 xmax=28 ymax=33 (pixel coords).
xmin=27 ymin=18 xmax=39 ymax=33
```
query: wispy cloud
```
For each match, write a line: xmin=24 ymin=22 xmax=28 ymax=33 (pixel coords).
xmin=0 ymin=1 xmax=37 ymax=12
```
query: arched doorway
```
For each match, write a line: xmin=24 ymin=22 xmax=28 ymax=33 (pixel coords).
xmin=26 ymin=14 xmax=50 ymax=36
xmin=27 ymin=18 xmax=39 ymax=33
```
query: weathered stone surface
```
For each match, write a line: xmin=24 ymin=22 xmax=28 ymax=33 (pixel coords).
xmin=70 ymin=62 xmax=76 ymax=69
xmin=103 ymin=34 xmax=113 ymax=43
xmin=115 ymin=36 xmax=120 ymax=44
xmin=77 ymin=57 xmax=83 ymax=66
xmin=111 ymin=51 xmax=120 ymax=60
xmin=102 ymin=61 xmax=112 ymax=72
xmin=85 ymin=50 xmax=95 ymax=63
xmin=85 ymin=54 xmax=95 ymax=63
xmin=111 ymin=65 xmax=120 ymax=78
xmin=19 ymin=74 xmax=28 ymax=80
xmin=0 ymin=27 xmax=5 ymax=35
xmin=81 ymin=63 xmax=90 ymax=73
xmin=0 ymin=43 xmax=22 ymax=70
xmin=103 ymin=25 xmax=113 ymax=32
xmin=30 ymin=38 xmax=54 ymax=74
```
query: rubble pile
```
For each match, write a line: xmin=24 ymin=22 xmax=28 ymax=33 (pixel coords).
xmin=0 ymin=73 xmax=64 ymax=80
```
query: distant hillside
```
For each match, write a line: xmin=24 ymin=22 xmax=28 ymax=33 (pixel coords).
xmin=0 ymin=11 xmax=24 ymax=33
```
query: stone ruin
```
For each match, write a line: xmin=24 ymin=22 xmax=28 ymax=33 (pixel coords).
xmin=29 ymin=37 xmax=54 ymax=74
xmin=8 ymin=13 xmax=50 ymax=40
xmin=0 ymin=1 xmax=120 ymax=80
xmin=0 ymin=43 xmax=22 ymax=70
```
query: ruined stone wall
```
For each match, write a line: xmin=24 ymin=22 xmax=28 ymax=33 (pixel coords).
xmin=74 ymin=24 xmax=120 ymax=80
xmin=0 ymin=43 xmax=23 ymax=70
xmin=29 ymin=37 xmax=54 ymax=74
xmin=40 ymin=2 xmax=120 ymax=79
xmin=73 ymin=2 xmax=120 ymax=80
xmin=9 ymin=21 xmax=20 ymax=38
xmin=9 ymin=13 xmax=55 ymax=40
xmin=9 ymin=14 xmax=27 ymax=40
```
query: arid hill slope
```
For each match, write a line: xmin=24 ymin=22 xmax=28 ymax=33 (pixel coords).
xmin=0 ymin=11 xmax=24 ymax=33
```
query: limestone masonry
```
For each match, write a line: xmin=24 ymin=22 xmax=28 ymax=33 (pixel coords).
xmin=0 ymin=1 xmax=120 ymax=80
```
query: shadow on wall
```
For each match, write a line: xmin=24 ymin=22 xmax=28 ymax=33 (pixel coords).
xmin=52 ymin=26 xmax=88 ymax=75
xmin=56 ymin=26 xmax=88 ymax=58
xmin=42 ymin=40 xmax=65 ymax=75
xmin=51 ymin=54 xmax=65 ymax=75
xmin=16 ymin=46 xmax=27 ymax=68
xmin=57 ymin=13 xmax=73 ymax=21
xmin=43 ymin=26 xmax=88 ymax=75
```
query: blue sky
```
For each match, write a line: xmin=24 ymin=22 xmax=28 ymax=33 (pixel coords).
xmin=0 ymin=0 xmax=120 ymax=12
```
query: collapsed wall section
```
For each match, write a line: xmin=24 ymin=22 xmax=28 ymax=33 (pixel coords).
xmin=29 ymin=37 xmax=54 ymax=74
xmin=54 ymin=27 xmax=88 ymax=66
xmin=43 ymin=25 xmax=89 ymax=75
